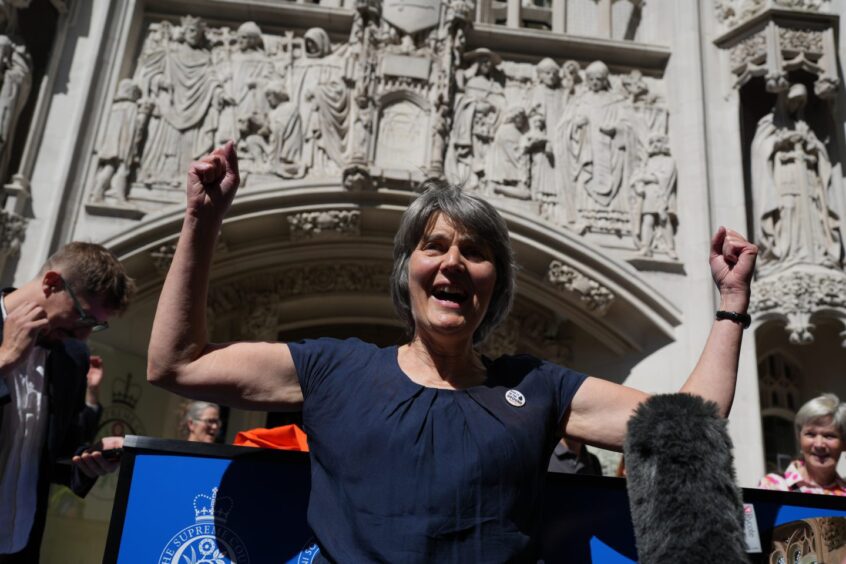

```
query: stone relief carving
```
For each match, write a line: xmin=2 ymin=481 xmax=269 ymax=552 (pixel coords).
xmin=83 ymin=8 xmax=677 ymax=265
xmin=0 ymin=2 xmax=32 ymax=189
xmin=149 ymin=243 xmax=177 ymax=275
xmin=287 ymin=209 xmax=361 ymax=241
xmin=630 ymin=134 xmax=677 ymax=259
xmin=480 ymin=310 xmax=572 ymax=365
xmin=751 ymin=83 xmax=842 ymax=277
xmin=750 ymin=270 xmax=846 ymax=346
xmin=546 ymin=260 xmax=615 ymax=314
xmin=0 ymin=207 xmax=26 ymax=263
xmin=748 ymin=82 xmax=845 ymax=345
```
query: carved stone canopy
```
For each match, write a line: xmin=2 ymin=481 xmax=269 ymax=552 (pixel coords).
xmin=713 ymin=8 xmax=839 ymax=98
xmin=749 ymin=267 xmax=846 ymax=347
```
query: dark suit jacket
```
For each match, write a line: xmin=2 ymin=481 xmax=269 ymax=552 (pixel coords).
xmin=0 ymin=306 xmax=100 ymax=554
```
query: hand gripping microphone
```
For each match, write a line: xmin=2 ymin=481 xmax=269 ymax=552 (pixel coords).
xmin=623 ymin=393 xmax=749 ymax=564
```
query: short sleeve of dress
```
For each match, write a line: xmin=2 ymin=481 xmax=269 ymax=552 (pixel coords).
xmin=287 ymin=337 xmax=360 ymax=400
xmin=539 ymin=360 xmax=588 ymax=427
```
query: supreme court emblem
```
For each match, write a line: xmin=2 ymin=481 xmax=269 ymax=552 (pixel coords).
xmin=505 ymin=389 xmax=526 ymax=407
xmin=158 ymin=487 xmax=249 ymax=564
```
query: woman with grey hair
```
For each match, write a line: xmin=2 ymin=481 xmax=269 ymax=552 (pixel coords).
xmin=759 ymin=394 xmax=846 ymax=495
xmin=148 ymin=142 xmax=758 ymax=561
xmin=183 ymin=401 xmax=221 ymax=443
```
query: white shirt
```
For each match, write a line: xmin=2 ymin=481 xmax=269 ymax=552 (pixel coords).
xmin=0 ymin=293 xmax=49 ymax=554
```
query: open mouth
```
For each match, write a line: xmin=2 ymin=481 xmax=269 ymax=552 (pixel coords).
xmin=433 ymin=286 xmax=468 ymax=305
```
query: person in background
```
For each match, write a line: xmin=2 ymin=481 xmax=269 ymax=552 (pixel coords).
xmin=759 ymin=393 xmax=846 ymax=495
xmin=0 ymin=242 xmax=134 ymax=562
xmin=548 ymin=437 xmax=602 ymax=475
xmin=184 ymin=401 xmax=221 ymax=443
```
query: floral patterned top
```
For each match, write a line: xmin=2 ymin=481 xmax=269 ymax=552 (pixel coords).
xmin=758 ymin=459 xmax=846 ymax=496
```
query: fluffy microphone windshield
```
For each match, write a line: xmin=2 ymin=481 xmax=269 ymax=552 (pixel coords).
xmin=623 ymin=393 xmax=749 ymax=564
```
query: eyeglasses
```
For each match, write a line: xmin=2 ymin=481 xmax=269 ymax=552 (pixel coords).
xmin=59 ymin=275 xmax=109 ymax=332
xmin=196 ymin=418 xmax=221 ymax=426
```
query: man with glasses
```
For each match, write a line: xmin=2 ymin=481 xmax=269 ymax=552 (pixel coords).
xmin=0 ymin=242 xmax=134 ymax=562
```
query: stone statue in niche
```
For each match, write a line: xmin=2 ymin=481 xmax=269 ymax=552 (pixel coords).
xmin=556 ymin=60 xmax=635 ymax=234
xmin=135 ymin=16 xmax=226 ymax=187
xmin=523 ymin=107 xmax=558 ymax=221
xmin=297 ymin=27 xmax=351 ymax=176
xmin=264 ymin=80 xmax=305 ymax=178
xmin=630 ymin=134 xmax=677 ymax=259
xmin=488 ymin=106 xmax=529 ymax=199
xmin=218 ymin=21 xmax=277 ymax=144
xmin=446 ymin=48 xmax=505 ymax=188
xmin=0 ymin=22 xmax=30 ymax=185
xmin=91 ymin=79 xmax=153 ymax=202
xmin=751 ymin=82 xmax=843 ymax=275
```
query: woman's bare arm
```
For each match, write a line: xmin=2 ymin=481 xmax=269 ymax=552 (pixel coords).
xmin=564 ymin=227 xmax=758 ymax=450
xmin=147 ymin=142 xmax=302 ymax=410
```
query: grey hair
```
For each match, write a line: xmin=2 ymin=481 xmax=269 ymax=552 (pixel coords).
xmin=390 ymin=180 xmax=516 ymax=344
xmin=184 ymin=401 xmax=219 ymax=427
xmin=795 ymin=393 xmax=846 ymax=438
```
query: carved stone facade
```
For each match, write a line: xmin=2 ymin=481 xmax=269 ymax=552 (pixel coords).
xmin=82 ymin=6 xmax=677 ymax=260
xmin=10 ymin=4 xmax=846 ymax=556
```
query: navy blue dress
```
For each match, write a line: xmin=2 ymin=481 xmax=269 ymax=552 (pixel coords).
xmin=288 ymin=338 xmax=587 ymax=562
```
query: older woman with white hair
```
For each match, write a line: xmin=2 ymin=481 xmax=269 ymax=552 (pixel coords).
xmin=148 ymin=142 xmax=758 ymax=562
xmin=183 ymin=401 xmax=221 ymax=444
xmin=759 ymin=394 xmax=846 ymax=495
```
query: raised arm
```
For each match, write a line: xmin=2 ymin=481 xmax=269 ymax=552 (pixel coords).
xmin=147 ymin=142 xmax=303 ymax=409
xmin=564 ymin=227 xmax=758 ymax=450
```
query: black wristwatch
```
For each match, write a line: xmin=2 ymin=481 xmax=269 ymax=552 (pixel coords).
xmin=715 ymin=310 xmax=751 ymax=329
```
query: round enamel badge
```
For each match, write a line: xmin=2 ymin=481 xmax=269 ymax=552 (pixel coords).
xmin=505 ymin=389 xmax=526 ymax=407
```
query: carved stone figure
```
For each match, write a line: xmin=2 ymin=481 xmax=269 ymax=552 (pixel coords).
xmin=523 ymin=108 xmax=558 ymax=221
xmin=0 ymin=31 xmax=30 ymax=185
xmin=264 ymin=80 xmax=305 ymax=178
xmin=136 ymin=16 xmax=225 ymax=186
xmin=557 ymin=60 xmax=635 ymax=233
xmin=488 ymin=106 xmax=529 ymax=199
xmin=218 ymin=21 xmax=276 ymax=144
xmin=531 ymin=58 xmax=563 ymax=130
xmin=751 ymin=83 xmax=843 ymax=275
xmin=91 ymin=79 xmax=152 ymax=202
xmin=560 ymin=60 xmax=582 ymax=104
xmin=446 ymin=48 xmax=505 ymax=187
xmin=298 ymin=27 xmax=351 ymax=176
xmin=236 ymin=113 xmax=271 ymax=174
xmin=630 ymin=134 xmax=678 ymax=259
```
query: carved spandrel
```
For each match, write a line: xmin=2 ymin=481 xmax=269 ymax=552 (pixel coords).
xmin=546 ymin=260 xmax=615 ymax=315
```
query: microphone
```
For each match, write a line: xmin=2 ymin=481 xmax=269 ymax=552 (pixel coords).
xmin=623 ymin=393 xmax=749 ymax=564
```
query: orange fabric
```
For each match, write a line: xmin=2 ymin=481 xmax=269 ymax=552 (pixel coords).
xmin=233 ymin=424 xmax=310 ymax=452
